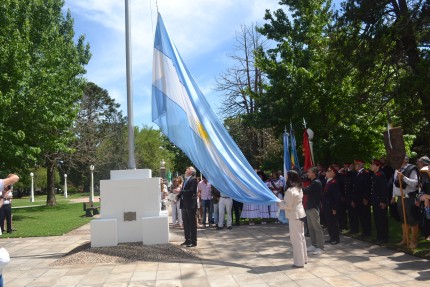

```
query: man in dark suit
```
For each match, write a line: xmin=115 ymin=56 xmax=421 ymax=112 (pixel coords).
xmin=179 ymin=166 xmax=198 ymax=247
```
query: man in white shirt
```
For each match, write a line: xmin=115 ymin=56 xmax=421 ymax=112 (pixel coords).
xmin=390 ymin=156 xmax=419 ymax=248
xmin=197 ymin=176 xmax=212 ymax=227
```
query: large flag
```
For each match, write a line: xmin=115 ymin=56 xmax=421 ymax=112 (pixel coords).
xmin=290 ymin=125 xmax=300 ymax=171
xmin=303 ymin=129 xmax=313 ymax=171
xmin=152 ymin=14 xmax=279 ymax=204
xmin=283 ymin=129 xmax=291 ymax=176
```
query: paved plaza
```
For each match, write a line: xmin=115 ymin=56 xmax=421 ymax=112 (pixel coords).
xmin=1 ymin=219 xmax=429 ymax=287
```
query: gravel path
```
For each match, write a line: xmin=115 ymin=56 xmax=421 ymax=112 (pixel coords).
xmin=51 ymin=241 xmax=199 ymax=266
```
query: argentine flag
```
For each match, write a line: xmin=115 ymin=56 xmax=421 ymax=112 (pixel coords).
xmin=151 ymin=14 xmax=279 ymax=204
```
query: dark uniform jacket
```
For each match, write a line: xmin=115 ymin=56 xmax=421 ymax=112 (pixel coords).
xmin=323 ymin=179 xmax=341 ymax=212
xmin=370 ymin=170 xmax=388 ymax=205
xmin=352 ymin=169 xmax=371 ymax=203
xmin=179 ymin=176 xmax=198 ymax=209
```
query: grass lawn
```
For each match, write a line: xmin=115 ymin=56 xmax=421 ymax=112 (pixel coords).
xmin=1 ymin=194 xmax=99 ymax=238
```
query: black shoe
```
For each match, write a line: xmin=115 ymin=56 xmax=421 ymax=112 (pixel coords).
xmin=325 ymin=240 xmax=333 ymax=244
xmin=330 ymin=240 xmax=340 ymax=245
xmin=227 ymin=226 xmax=232 ymax=230
xmin=216 ymin=226 xmax=224 ymax=230
xmin=180 ymin=241 xmax=189 ymax=246
xmin=186 ymin=243 xmax=197 ymax=247
xmin=292 ymin=264 xmax=304 ymax=268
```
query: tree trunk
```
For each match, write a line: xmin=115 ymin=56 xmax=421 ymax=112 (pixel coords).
xmin=46 ymin=160 xmax=57 ymax=206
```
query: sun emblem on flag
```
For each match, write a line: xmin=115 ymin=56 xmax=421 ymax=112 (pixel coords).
xmin=195 ymin=121 xmax=209 ymax=143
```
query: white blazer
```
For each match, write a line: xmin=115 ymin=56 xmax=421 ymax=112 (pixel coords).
xmin=279 ymin=186 xmax=306 ymax=220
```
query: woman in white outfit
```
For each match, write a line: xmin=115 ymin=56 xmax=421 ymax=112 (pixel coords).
xmin=171 ymin=177 xmax=183 ymax=227
xmin=278 ymin=170 xmax=307 ymax=268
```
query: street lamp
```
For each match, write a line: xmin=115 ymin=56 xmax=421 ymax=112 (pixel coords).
xmin=90 ymin=165 xmax=95 ymax=204
xmin=160 ymin=159 xmax=166 ymax=180
xmin=64 ymin=174 xmax=68 ymax=199
xmin=30 ymin=172 xmax=34 ymax=203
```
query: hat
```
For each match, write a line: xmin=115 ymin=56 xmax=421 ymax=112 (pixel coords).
xmin=343 ymin=162 xmax=351 ymax=166
xmin=354 ymin=159 xmax=364 ymax=164
xmin=421 ymin=166 xmax=429 ymax=172
xmin=372 ymin=159 xmax=383 ymax=167
xmin=418 ymin=156 xmax=430 ymax=165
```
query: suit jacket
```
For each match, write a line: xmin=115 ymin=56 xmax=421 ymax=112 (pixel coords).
xmin=279 ymin=186 xmax=306 ymax=220
xmin=323 ymin=179 xmax=341 ymax=212
xmin=179 ymin=176 xmax=198 ymax=209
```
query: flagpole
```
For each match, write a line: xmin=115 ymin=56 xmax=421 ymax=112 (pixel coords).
xmin=125 ymin=0 xmax=136 ymax=169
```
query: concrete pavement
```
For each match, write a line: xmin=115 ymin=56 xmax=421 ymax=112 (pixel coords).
xmin=1 ymin=221 xmax=429 ymax=287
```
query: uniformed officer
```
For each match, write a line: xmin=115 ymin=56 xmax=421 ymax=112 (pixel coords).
xmin=352 ymin=159 xmax=372 ymax=238
xmin=370 ymin=159 xmax=389 ymax=244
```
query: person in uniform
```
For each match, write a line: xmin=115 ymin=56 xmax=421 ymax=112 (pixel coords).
xmin=353 ymin=159 xmax=372 ymax=238
xmin=370 ymin=159 xmax=389 ymax=244
xmin=391 ymin=156 xmax=419 ymax=249
xmin=323 ymin=165 xmax=341 ymax=244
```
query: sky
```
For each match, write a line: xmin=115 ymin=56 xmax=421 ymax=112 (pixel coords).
xmin=63 ymin=0 xmax=282 ymax=128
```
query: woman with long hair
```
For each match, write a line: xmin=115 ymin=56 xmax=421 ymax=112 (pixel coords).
xmin=278 ymin=170 xmax=307 ymax=268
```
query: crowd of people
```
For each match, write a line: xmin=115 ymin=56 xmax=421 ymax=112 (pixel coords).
xmin=164 ymin=156 xmax=430 ymax=258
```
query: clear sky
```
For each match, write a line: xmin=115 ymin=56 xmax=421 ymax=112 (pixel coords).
xmin=63 ymin=0 xmax=282 ymax=128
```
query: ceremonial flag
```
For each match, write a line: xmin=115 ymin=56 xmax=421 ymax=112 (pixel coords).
xmin=283 ymin=129 xmax=291 ymax=176
xmin=303 ymin=129 xmax=313 ymax=171
xmin=152 ymin=14 xmax=279 ymax=204
xmin=290 ymin=125 xmax=300 ymax=171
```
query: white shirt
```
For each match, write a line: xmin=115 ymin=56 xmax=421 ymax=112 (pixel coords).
xmin=392 ymin=165 xmax=418 ymax=197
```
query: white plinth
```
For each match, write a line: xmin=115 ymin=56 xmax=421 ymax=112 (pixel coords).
xmin=90 ymin=169 xmax=169 ymax=246
xmin=142 ymin=216 xmax=169 ymax=245
xmin=90 ymin=219 xmax=118 ymax=247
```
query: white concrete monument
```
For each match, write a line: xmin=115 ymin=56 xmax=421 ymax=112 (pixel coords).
xmin=90 ymin=169 xmax=169 ymax=247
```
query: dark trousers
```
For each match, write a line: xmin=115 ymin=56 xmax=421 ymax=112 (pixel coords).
xmin=348 ymin=202 xmax=360 ymax=233
xmin=359 ymin=202 xmax=372 ymax=236
xmin=338 ymin=199 xmax=348 ymax=230
xmin=324 ymin=209 xmax=340 ymax=242
xmin=373 ymin=204 xmax=389 ymax=242
xmin=201 ymin=199 xmax=212 ymax=225
xmin=182 ymin=208 xmax=197 ymax=244
xmin=0 ymin=204 xmax=12 ymax=233
xmin=232 ymin=200 xmax=243 ymax=225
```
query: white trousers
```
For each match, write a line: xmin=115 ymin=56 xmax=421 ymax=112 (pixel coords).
xmin=289 ymin=219 xmax=307 ymax=267
xmin=218 ymin=197 xmax=233 ymax=228
xmin=171 ymin=200 xmax=182 ymax=225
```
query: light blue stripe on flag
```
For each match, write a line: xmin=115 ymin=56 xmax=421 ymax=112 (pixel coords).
xmin=152 ymin=14 xmax=279 ymax=204
xmin=283 ymin=131 xmax=291 ymax=176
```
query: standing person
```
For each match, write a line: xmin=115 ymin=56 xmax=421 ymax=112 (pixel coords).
xmin=0 ymin=173 xmax=19 ymax=285
xmin=212 ymin=186 xmax=220 ymax=226
xmin=197 ymin=176 xmax=212 ymax=227
xmin=352 ymin=159 xmax=372 ymax=238
xmin=171 ymin=177 xmax=183 ymax=228
xmin=269 ymin=171 xmax=284 ymax=223
xmin=370 ymin=159 xmax=389 ymax=244
xmin=391 ymin=156 xmax=419 ymax=248
xmin=419 ymin=166 xmax=430 ymax=241
xmin=278 ymin=170 xmax=307 ymax=268
xmin=232 ymin=199 xmax=243 ymax=226
xmin=323 ymin=166 xmax=341 ymax=245
xmin=302 ymin=167 xmax=324 ymax=255
xmin=217 ymin=189 xmax=233 ymax=230
xmin=178 ymin=166 xmax=198 ymax=247
xmin=0 ymin=174 xmax=19 ymax=235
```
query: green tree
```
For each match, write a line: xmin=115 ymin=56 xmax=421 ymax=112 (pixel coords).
xmin=255 ymin=0 xmax=391 ymax=164
xmin=0 ymin=0 xmax=91 ymax=206
xmin=135 ymin=127 xmax=176 ymax=176
xmin=333 ymin=0 xmax=430 ymax=156
xmin=65 ymin=82 xmax=127 ymax=190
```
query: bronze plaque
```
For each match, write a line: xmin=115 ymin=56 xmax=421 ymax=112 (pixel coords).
xmin=124 ymin=212 xmax=136 ymax=221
